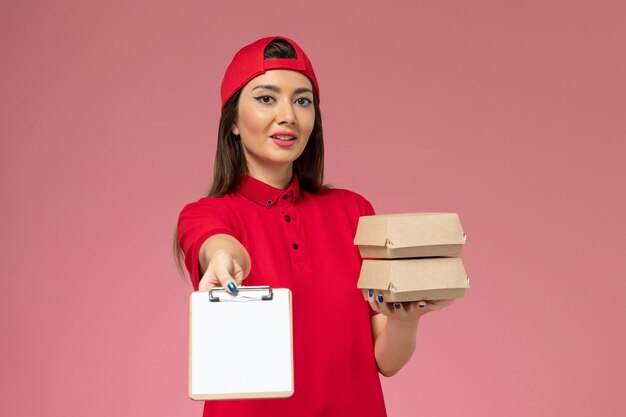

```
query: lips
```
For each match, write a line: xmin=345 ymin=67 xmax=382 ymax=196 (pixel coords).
xmin=270 ymin=131 xmax=298 ymax=141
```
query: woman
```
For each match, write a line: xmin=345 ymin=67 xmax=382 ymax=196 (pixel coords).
xmin=174 ymin=35 xmax=453 ymax=417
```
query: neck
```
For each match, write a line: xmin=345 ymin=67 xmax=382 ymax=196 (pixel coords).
xmin=247 ymin=164 xmax=293 ymax=189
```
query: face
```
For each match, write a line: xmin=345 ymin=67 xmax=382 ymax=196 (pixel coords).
xmin=231 ymin=69 xmax=315 ymax=178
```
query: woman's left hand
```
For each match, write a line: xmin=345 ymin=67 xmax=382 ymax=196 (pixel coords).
xmin=368 ymin=291 xmax=455 ymax=323
xmin=369 ymin=293 xmax=455 ymax=376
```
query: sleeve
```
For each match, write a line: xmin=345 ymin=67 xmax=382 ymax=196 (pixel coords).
xmin=177 ymin=198 xmax=239 ymax=290
xmin=359 ymin=196 xmax=376 ymax=217
xmin=353 ymin=193 xmax=380 ymax=317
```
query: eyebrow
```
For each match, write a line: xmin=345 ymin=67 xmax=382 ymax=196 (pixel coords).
xmin=251 ymin=84 xmax=314 ymax=95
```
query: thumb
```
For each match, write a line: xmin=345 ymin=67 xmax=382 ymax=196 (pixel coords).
xmin=232 ymin=259 xmax=245 ymax=286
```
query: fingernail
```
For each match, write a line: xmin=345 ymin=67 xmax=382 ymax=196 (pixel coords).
xmin=227 ymin=282 xmax=237 ymax=292
xmin=378 ymin=294 xmax=384 ymax=302
xmin=394 ymin=303 xmax=401 ymax=309
xmin=368 ymin=289 xmax=374 ymax=297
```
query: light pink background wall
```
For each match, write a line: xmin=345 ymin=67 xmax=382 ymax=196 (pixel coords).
xmin=2 ymin=0 xmax=625 ymax=416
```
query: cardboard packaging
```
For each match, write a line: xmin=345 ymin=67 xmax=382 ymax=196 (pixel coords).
xmin=357 ymin=258 xmax=470 ymax=302
xmin=353 ymin=212 xmax=466 ymax=259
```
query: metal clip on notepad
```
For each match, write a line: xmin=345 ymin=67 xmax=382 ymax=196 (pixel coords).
xmin=208 ymin=286 xmax=274 ymax=302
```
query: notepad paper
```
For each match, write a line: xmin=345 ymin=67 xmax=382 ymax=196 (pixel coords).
xmin=189 ymin=288 xmax=293 ymax=400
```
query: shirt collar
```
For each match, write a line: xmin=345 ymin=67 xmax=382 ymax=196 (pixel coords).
xmin=236 ymin=173 xmax=301 ymax=208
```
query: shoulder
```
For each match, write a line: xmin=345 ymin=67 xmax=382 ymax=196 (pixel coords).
xmin=180 ymin=194 xmax=236 ymax=210
xmin=177 ymin=194 xmax=242 ymax=244
xmin=313 ymin=187 xmax=376 ymax=216
xmin=320 ymin=187 xmax=370 ymax=204
xmin=178 ymin=194 xmax=238 ymax=221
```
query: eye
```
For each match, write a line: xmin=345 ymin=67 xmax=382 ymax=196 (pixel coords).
xmin=295 ymin=97 xmax=312 ymax=106
xmin=254 ymin=95 xmax=275 ymax=104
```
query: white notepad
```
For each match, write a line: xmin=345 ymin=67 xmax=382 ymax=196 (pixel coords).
xmin=189 ymin=286 xmax=293 ymax=400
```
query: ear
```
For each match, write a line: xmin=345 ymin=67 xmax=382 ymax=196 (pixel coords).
xmin=231 ymin=120 xmax=240 ymax=136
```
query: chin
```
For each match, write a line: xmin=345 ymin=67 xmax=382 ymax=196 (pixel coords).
xmin=269 ymin=148 xmax=305 ymax=162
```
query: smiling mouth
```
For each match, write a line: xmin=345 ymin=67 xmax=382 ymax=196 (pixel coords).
xmin=270 ymin=135 xmax=296 ymax=141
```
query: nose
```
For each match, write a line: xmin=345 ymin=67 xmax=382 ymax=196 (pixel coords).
xmin=276 ymin=99 xmax=296 ymax=125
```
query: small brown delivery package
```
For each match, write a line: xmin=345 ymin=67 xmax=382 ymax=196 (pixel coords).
xmin=354 ymin=213 xmax=470 ymax=302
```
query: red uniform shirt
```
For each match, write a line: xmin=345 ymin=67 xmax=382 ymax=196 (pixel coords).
xmin=177 ymin=174 xmax=387 ymax=417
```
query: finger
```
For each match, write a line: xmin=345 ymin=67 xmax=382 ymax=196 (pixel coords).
xmin=198 ymin=277 xmax=210 ymax=292
xmin=198 ymin=268 xmax=220 ymax=291
xmin=213 ymin=262 xmax=238 ymax=294
xmin=377 ymin=293 xmax=393 ymax=316
xmin=369 ymin=300 xmax=381 ymax=314
xmin=404 ymin=300 xmax=429 ymax=315
xmin=232 ymin=259 xmax=245 ymax=287
xmin=429 ymin=299 xmax=455 ymax=310
xmin=198 ymin=271 xmax=219 ymax=292
xmin=367 ymin=289 xmax=381 ymax=313
xmin=392 ymin=302 xmax=405 ymax=313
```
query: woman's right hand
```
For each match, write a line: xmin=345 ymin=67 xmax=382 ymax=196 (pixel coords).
xmin=198 ymin=249 xmax=245 ymax=293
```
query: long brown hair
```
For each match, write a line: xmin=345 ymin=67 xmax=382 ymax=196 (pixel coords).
xmin=173 ymin=38 xmax=328 ymax=280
